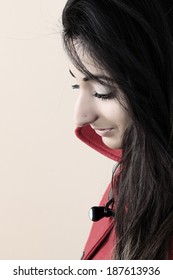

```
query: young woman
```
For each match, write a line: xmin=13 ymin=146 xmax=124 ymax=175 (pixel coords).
xmin=62 ymin=0 xmax=173 ymax=259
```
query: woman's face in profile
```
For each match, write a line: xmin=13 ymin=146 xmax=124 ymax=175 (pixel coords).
xmin=69 ymin=51 xmax=131 ymax=149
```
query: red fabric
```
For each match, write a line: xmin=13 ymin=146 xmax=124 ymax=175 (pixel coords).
xmin=75 ymin=125 xmax=122 ymax=162
xmin=75 ymin=125 xmax=173 ymax=260
xmin=82 ymin=183 xmax=115 ymax=260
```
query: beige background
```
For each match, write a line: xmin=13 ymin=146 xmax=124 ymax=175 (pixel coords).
xmin=0 ymin=0 xmax=114 ymax=259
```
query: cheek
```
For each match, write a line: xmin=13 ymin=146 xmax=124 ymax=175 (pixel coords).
xmin=118 ymin=110 xmax=131 ymax=131
xmin=103 ymin=102 xmax=130 ymax=128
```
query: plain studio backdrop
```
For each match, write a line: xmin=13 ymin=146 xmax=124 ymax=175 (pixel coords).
xmin=0 ymin=0 xmax=114 ymax=259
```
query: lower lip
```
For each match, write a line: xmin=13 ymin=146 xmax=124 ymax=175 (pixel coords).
xmin=95 ymin=128 xmax=114 ymax=137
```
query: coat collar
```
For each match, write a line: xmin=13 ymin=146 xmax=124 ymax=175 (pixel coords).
xmin=75 ymin=125 xmax=122 ymax=161
xmin=75 ymin=125 xmax=120 ymax=259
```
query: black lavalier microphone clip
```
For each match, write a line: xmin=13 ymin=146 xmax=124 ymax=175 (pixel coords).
xmin=89 ymin=198 xmax=115 ymax=222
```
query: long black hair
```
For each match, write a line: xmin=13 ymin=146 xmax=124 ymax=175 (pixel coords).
xmin=62 ymin=0 xmax=173 ymax=259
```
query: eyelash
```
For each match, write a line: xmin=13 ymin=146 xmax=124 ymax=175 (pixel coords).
xmin=71 ymin=84 xmax=115 ymax=100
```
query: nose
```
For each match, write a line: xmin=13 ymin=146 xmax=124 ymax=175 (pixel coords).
xmin=73 ymin=90 xmax=98 ymax=127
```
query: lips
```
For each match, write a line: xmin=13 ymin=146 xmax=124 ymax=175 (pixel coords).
xmin=94 ymin=128 xmax=114 ymax=137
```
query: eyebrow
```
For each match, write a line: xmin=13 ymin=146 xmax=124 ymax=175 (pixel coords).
xmin=69 ymin=69 xmax=114 ymax=82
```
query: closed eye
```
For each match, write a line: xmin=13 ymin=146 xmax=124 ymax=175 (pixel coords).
xmin=94 ymin=92 xmax=115 ymax=100
xmin=71 ymin=84 xmax=115 ymax=100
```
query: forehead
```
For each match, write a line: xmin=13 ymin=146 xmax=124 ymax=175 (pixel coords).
xmin=69 ymin=41 xmax=109 ymax=79
xmin=69 ymin=58 xmax=106 ymax=79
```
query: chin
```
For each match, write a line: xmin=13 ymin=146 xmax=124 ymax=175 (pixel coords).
xmin=102 ymin=137 xmax=122 ymax=149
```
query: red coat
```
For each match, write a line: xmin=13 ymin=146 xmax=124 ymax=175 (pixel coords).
xmin=75 ymin=125 xmax=173 ymax=260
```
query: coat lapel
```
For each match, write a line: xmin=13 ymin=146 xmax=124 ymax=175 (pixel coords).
xmin=82 ymin=183 xmax=115 ymax=259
